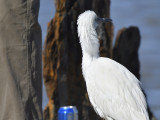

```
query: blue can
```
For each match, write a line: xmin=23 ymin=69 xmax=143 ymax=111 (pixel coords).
xmin=58 ymin=106 xmax=78 ymax=120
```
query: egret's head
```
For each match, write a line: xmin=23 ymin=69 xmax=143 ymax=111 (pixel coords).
xmin=77 ymin=10 xmax=112 ymax=29
xmin=77 ymin=10 xmax=112 ymax=56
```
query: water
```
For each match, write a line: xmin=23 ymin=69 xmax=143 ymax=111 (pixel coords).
xmin=39 ymin=0 xmax=160 ymax=119
xmin=38 ymin=0 xmax=55 ymax=109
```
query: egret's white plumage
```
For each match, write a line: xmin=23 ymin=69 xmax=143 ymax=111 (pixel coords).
xmin=77 ymin=10 xmax=149 ymax=120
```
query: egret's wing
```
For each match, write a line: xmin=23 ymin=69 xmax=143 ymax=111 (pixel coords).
xmin=85 ymin=57 xmax=149 ymax=120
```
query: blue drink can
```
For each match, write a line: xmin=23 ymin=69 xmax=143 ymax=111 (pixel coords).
xmin=58 ymin=106 xmax=78 ymax=120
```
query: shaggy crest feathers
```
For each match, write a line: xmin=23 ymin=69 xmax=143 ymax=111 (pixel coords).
xmin=77 ymin=10 xmax=98 ymax=30
xmin=77 ymin=10 xmax=99 ymax=56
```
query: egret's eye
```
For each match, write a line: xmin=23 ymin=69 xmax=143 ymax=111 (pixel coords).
xmin=95 ymin=17 xmax=100 ymax=23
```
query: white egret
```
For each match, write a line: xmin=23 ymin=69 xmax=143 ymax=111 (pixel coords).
xmin=77 ymin=10 xmax=149 ymax=120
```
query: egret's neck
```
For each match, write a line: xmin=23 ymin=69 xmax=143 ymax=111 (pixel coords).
xmin=79 ymin=26 xmax=100 ymax=56
xmin=82 ymin=52 xmax=98 ymax=77
xmin=79 ymin=26 xmax=100 ymax=76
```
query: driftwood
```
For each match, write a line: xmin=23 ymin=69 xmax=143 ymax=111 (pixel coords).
xmin=43 ymin=0 xmax=155 ymax=120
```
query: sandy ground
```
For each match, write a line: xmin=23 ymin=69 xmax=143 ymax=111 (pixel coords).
xmin=39 ymin=0 xmax=160 ymax=119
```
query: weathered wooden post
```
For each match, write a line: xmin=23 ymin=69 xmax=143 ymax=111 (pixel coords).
xmin=43 ymin=0 xmax=112 ymax=119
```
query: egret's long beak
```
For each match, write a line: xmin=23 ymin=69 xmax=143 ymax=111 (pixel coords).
xmin=97 ymin=18 xmax=112 ymax=23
